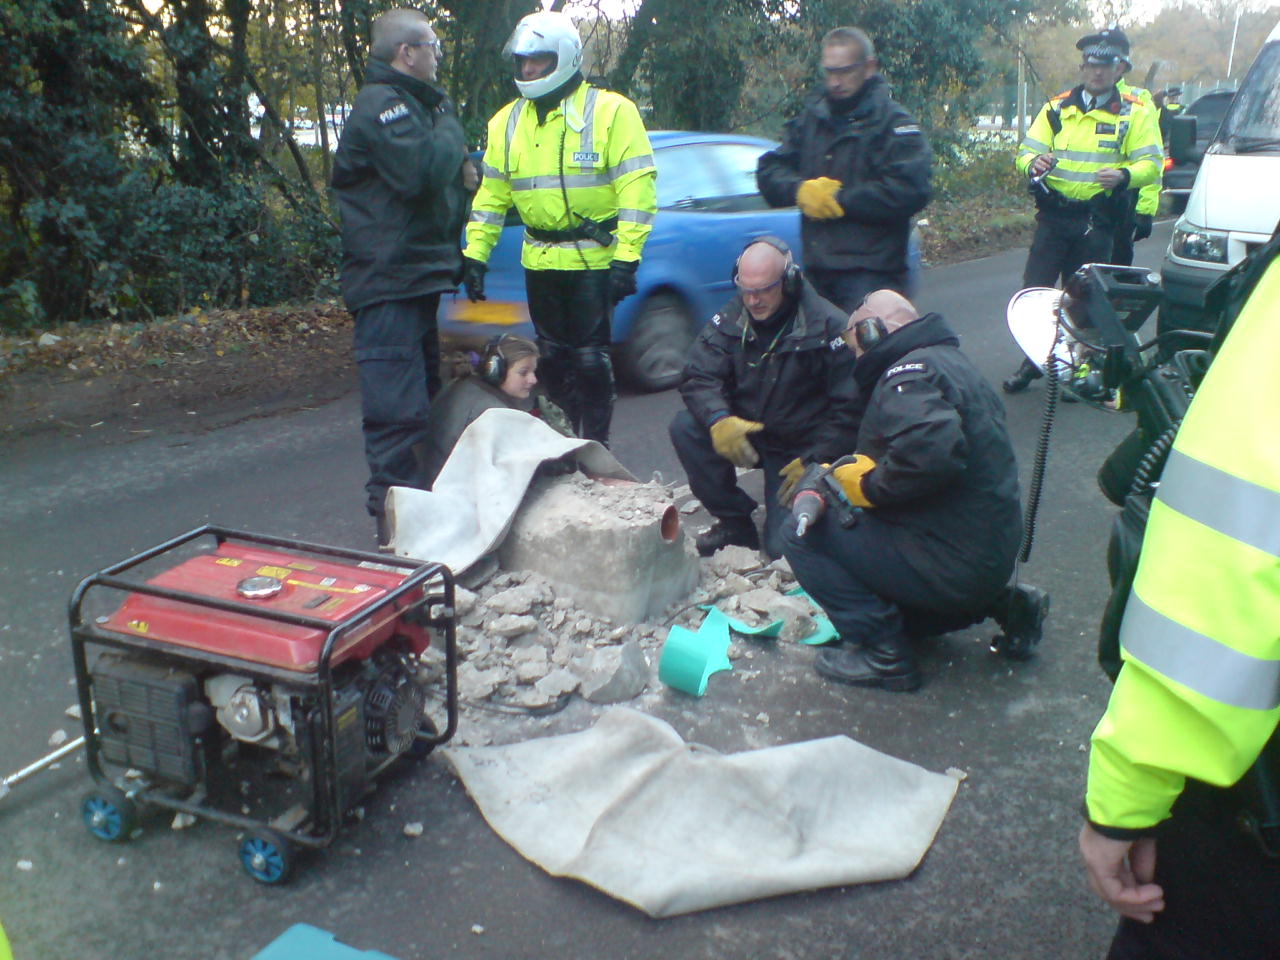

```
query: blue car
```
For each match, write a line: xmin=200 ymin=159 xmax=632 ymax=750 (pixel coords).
xmin=441 ymin=130 xmax=919 ymax=391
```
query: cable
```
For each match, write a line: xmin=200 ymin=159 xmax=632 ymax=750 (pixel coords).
xmin=1018 ymin=325 xmax=1062 ymax=564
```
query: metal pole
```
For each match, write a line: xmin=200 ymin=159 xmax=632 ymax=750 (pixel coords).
xmin=1228 ymin=4 xmax=1242 ymax=79
xmin=0 ymin=737 xmax=86 ymax=799
xmin=1017 ymin=48 xmax=1027 ymax=143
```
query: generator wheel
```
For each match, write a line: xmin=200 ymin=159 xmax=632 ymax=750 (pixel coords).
xmin=239 ymin=829 xmax=293 ymax=885
xmin=81 ymin=787 xmax=137 ymax=842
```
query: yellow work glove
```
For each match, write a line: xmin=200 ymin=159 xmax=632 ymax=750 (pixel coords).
xmin=832 ymin=454 xmax=877 ymax=507
xmin=796 ymin=177 xmax=845 ymax=219
xmin=709 ymin=416 xmax=764 ymax=468
xmin=776 ymin=457 xmax=806 ymax=508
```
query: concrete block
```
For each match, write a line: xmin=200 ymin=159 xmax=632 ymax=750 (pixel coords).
xmin=580 ymin=641 xmax=649 ymax=703
xmin=498 ymin=476 xmax=700 ymax=624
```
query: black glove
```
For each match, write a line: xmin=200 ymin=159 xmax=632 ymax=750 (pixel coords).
xmin=463 ymin=257 xmax=487 ymax=302
xmin=1132 ymin=213 xmax=1153 ymax=243
xmin=609 ymin=259 xmax=639 ymax=304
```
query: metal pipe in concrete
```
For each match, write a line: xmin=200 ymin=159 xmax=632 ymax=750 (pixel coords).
xmin=660 ymin=505 xmax=679 ymax=543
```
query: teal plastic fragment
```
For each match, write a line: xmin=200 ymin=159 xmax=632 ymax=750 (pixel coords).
xmin=785 ymin=588 xmax=840 ymax=645
xmin=659 ymin=609 xmax=733 ymax=696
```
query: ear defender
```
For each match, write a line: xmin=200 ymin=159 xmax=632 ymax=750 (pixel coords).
xmin=731 ymin=235 xmax=802 ymax=298
xmin=481 ymin=335 xmax=508 ymax=385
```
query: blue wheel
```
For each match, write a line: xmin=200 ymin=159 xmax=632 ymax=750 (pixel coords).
xmin=81 ymin=788 xmax=137 ymax=842
xmin=239 ymin=829 xmax=293 ymax=884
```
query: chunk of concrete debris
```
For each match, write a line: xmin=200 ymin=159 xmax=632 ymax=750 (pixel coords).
xmin=512 ymin=648 xmax=550 ymax=684
xmin=707 ymin=545 xmax=763 ymax=575
xmin=535 ymin=667 xmax=580 ymax=699
xmin=48 ymin=728 xmax=68 ymax=747
xmin=489 ymin=613 xmax=539 ymax=639
xmin=453 ymin=586 xmax=478 ymax=618
xmin=403 ymin=821 xmax=425 ymax=838
xmin=486 ymin=582 xmax=549 ymax=616
xmin=458 ymin=663 xmax=504 ymax=701
xmin=171 ymin=812 xmax=197 ymax=830
xmin=580 ymin=640 xmax=649 ymax=704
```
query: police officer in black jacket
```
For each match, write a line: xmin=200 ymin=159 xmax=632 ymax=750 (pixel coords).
xmin=670 ymin=237 xmax=859 ymax=560
xmin=756 ymin=27 xmax=932 ymax=312
xmin=782 ymin=290 xmax=1048 ymax=691
xmin=332 ymin=8 xmax=476 ymax=545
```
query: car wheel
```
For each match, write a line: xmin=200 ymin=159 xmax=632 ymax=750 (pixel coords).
xmin=620 ymin=294 xmax=694 ymax=392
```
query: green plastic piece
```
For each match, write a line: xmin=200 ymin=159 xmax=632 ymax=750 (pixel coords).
xmin=786 ymin=588 xmax=840 ymax=645
xmin=659 ymin=609 xmax=733 ymax=696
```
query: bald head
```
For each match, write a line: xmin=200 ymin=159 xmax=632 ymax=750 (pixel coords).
xmin=843 ymin=289 xmax=919 ymax=355
xmin=736 ymin=240 xmax=794 ymax=321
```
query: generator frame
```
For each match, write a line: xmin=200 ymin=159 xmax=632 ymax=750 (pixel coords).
xmin=68 ymin=525 xmax=458 ymax=879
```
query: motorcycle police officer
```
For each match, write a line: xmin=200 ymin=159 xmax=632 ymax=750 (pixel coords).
xmin=1002 ymin=28 xmax=1163 ymax=394
xmin=463 ymin=10 xmax=656 ymax=447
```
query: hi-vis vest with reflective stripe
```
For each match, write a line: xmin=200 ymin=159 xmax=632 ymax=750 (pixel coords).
xmin=464 ymin=83 xmax=657 ymax=271
xmin=1118 ymin=79 xmax=1162 ymax=217
xmin=1016 ymin=87 xmax=1162 ymax=204
xmin=1086 ymin=254 xmax=1280 ymax=831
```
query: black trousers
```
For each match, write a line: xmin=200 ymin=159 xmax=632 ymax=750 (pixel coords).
xmin=1105 ymin=784 xmax=1280 ymax=960
xmin=1110 ymin=190 xmax=1141 ymax=267
xmin=1023 ymin=209 xmax=1116 ymax=288
xmin=352 ymin=293 xmax=442 ymax=517
xmin=781 ymin=509 xmax=995 ymax=647
xmin=524 ymin=267 xmax=615 ymax=445
xmin=807 ymin=266 xmax=910 ymax=314
xmin=668 ymin=409 xmax=793 ymax=559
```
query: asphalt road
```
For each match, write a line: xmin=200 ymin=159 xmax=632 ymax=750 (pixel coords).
xmin=0 ymin=226 xmax=1172 ymax=960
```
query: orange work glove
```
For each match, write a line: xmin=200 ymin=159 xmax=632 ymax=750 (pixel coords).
xmin=709 ymin=416 xmax=764 ymax=468
xmin=796 ymin=177 xmax=845 ymax=219
xmin=832 ymin=454 xmax=877 ymax=507
xmin=776 ymin=457 xmax=807 ymax=507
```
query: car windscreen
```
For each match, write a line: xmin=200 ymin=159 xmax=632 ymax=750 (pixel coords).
xmin=1215 ymin=41 xmax=1280 ymax=152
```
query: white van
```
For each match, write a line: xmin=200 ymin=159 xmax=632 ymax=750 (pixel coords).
xmin=1160 ymin=20 xmax=1280 ymax=338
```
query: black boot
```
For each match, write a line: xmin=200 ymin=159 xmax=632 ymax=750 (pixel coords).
xmin=1002 ymin=358 xmax=1044 ymax=394
xmin=695 ymin=517 xmax=760 ymax=557
xmin=375 ymin=513 xmax=391 ymax=551
xmin=815 ymin=636 xmax=921 ymax=692
xmin=988 ymin=584 xmax=1050 ymax=660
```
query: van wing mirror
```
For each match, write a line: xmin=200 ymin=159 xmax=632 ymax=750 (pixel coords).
xmin=1168 ymin=114 xmax=1199 ymax=164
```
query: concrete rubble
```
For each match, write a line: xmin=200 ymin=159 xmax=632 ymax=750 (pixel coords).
xmin=438 ymin=472 xmax=818 ymax=746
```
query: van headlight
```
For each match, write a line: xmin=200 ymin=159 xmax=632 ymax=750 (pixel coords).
xmin=1170 ymin=224 xmax=1228 ymax=264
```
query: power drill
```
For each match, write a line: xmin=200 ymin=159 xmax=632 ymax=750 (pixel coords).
xmin=790 ymin=461 xmax=860 ymax=536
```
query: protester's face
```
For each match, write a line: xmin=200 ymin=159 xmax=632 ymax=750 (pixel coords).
xmin=822 ymin=42 xmax=875 ymax=101
xmin=1080 ymin=60 xmax=1123 ymax=97
xmin=501 ymin=357 xmax=538 ymax=399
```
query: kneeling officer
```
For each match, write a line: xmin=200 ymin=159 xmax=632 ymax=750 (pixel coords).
xmin=782 ymin=290 xmax=1048 ymax=691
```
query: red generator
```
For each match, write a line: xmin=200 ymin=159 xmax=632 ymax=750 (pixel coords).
xmin=68 ymin=526 xmax=458 ymax=884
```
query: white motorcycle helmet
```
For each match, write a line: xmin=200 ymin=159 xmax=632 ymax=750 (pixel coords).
xmin=503 ymin=10 xmax=583 ymax=100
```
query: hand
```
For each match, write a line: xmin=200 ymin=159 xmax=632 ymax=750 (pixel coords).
xmin=777 ymin=457 xmax=806 ymax=508
xmin=831 ymin=454 xmax=877 ymax=507
xmin=1132 ymin=213 xmax=1153 ymax=242
xmin=1078 ymin=824 xmax=1166 ymax=923
xmin=609 ymin=259 xmax=639 ymax=304
xmin=1029 ymin=153 xmax=1056 ymax=177
xmin=462 ymin=257 xmax=487 ymax=302
xmin=709 ymin=415 xmax=764 ymax=468
xmin=461 ymin=153 xmax=480 ymax=193
xmin=1097 ymin=167 xmax=1126 ymax=190
xmin=796 ymin=177 xmax=845 ymax=219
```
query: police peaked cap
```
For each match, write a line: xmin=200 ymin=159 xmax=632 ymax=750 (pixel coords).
xmin=1077 ymin=27 xmax=1130 ymax=65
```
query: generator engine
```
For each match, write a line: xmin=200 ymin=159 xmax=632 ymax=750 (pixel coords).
xmin=70 ymin=527 xmax=457 ymax=883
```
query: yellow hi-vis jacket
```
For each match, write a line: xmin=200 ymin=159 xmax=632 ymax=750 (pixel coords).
xmin=1086 ymin=253 xmax=1280 ymax=832
xmin=464 ymin=83 xmax=657 ymax=271
xmin=1016 ymin=85 xmax=1163 ymax=205
xmin=1119 ymin=79 xmax=1162 ymax=216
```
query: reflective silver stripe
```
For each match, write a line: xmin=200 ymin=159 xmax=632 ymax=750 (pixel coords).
xmin=1157 ymin=448 xmax=1280 ymax=557
xmin=504 ymin=100 xmax=525 ymax=176
xmin=510 ymin=172 xmax=612 ymax=191
xmin=481 ymin=162 xmax=504 ymax=181
xmin=1121 ymin=592 xmax=1280 ymax=710
xmin=1021 ymin=138 xmax=1050 ymax=153
xmin=617 ymin=208 xmax=655 ymax=224
xmin=1049 ymin=167 xmax=1104 ymax=183
xmin=1130 ymin=145 xmax=1164 ymax=160
xmin=1057 ymin=149 xmax=1126 ymax=163
xmin=469 ymin=209 xmax=505 ymax=225
xmin=580 ymin=86 xmax=599 ymax=155
xmin=608 ymin=154 xmax=655 ymax=179
xmin=525 ymin=235 xmax=611 ymax=250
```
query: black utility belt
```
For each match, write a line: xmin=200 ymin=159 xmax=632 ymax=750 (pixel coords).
xmin=525 ymin=218 xmax=618 ymax=243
